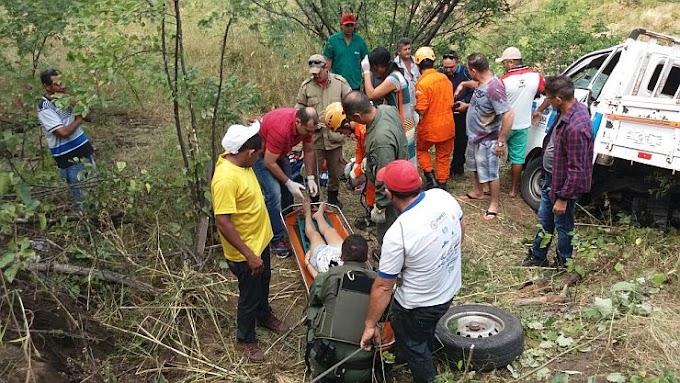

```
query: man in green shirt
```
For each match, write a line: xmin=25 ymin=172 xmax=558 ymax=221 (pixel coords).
xmin=342 ymin=91 xmax=408 ymax=247
xmin=323 ymin=13 xmax=370 ymax=91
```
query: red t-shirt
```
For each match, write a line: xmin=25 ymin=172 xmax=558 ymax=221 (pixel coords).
xmin=259 ymin=108 xmax=312 ymax=157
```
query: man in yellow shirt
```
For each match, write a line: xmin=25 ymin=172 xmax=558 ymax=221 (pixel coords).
xmin=212 ymin=122 xmax=290 ymax=363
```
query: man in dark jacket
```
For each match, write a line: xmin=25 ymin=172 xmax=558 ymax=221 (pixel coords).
xmin=440 ymin=50 xmax=473 ymax=176
xmin=306 ymin=234 xmax=376 ymax=382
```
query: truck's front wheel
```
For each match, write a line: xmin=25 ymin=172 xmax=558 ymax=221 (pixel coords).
xmin=521 ymin=156 xmax=543 ymax=211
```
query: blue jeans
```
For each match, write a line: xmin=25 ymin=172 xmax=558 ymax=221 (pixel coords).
xmin=391 ymin=299 xmax=451 ymax=383
xmin=531 ymin=172 xmax=576 ymax=262
xmin=58 ymin=155 xmax=95 ymax=211
xmin=253 ymin=156 xmax=293 ymax=243
xmin=226 ymin=248 xmax=273 ymax=343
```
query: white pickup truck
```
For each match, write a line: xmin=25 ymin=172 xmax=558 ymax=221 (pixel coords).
xmin=521 ymin=28 xmax=680 ymax=227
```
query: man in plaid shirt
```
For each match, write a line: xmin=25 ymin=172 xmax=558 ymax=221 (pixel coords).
xmin=522 ymin=75 xmax=593 ymax=268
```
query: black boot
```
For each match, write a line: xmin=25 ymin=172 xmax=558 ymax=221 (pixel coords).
xmin=423 ymin=171 xmax=436 ymax=190
xmin=328 ymin=191 xmax=343 ymax=209
xmin=437 ymin=181 xmax=448 ymax=191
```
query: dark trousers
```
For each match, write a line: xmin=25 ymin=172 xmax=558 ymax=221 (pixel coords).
xmin=253 ymin=157 xmax=293 ymax=242
xmin=226 ymin=248 xmax=273 ymax=343
xmin=451 ymin=113 xmax=468 ymax=175
xmin=391 ymin=299 xmax=451 ymax=383
xmin=377 ymin=203 xmax=400 ymax=245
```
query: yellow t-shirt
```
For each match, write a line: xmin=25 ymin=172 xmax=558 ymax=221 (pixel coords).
xmin=211 ymin=155 xmax=273 ymax=262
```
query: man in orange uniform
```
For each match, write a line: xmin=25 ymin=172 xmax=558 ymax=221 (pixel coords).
xmin=414 ymin=47 xmax=455 ymax=190
xmin=325 ymin=103 xmax=375 ymax=207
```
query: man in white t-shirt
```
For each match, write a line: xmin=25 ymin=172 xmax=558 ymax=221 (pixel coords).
xmin=394 ymin=37 xmax=421 ymax=108
xmin=360 ymin=160 xmax=465 ymax=383
xmin=497 ymin=47 xmax=545 ymax=197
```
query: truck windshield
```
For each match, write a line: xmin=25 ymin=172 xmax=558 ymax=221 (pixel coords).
xmin=570 ymin=51 xmax=621 ymax=99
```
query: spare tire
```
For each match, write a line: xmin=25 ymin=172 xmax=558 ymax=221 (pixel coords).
xmin=435 ymin=304 xmax=524 ymax=371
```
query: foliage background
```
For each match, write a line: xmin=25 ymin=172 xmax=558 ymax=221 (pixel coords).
xmin=0 ymin=0 xmax=679 ymax=381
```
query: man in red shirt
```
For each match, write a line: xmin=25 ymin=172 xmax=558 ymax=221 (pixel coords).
xmin=253 ymin=107 xmax=319 ymax=258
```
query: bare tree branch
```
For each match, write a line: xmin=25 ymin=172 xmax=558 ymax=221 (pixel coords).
xmin=29 ymin=262 xmax=159 ymax=295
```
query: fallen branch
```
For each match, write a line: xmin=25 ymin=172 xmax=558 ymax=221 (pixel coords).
xmin=29 ymin=262 xmax=159 ymax=295
xmin=514 ymin=284 xmax=569 ymax=306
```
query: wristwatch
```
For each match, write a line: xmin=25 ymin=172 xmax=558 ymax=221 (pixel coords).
xmin=497 ymin=141 xmax=505 ymax=147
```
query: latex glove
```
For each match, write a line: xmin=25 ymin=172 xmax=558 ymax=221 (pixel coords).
xmin=344 ymin=161 xmax=354 ymax=181
xmin=350 ymin=164 xmax=360 ymax=180
xmin=361 ymin=55 xmax=370 ymax=74
xmin=285 ymin=179 xmax=305 ymax=199
xmin=350 ymin=164 xmax=364 ymax=187
xmin=371 ymin=206 xmax=386 ymax=223
xmin=306 ymin=175 xmax=319 ymax=197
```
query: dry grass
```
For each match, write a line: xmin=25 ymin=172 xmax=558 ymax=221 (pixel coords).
xmin=71 ymin=169 xmax=677 ymax=383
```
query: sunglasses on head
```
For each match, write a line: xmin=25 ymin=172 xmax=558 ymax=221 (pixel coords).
xmin=308 ymin=60 xmax=325 ymax=66
xmin=443 ymin=54 xmax=457 ymax=60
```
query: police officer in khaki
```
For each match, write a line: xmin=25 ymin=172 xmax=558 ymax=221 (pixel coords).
xmin=296 ymin=54 xmax=352 ymax=208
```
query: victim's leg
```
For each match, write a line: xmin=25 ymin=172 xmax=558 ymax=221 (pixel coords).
xmin=313 ymin=203 xmax=343 ymax=246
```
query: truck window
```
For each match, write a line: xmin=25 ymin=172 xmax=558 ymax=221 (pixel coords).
xmin=569 ymin=51 xmax=621 ymax=100
xmin=646 ymin=63 xmax=680 ymax=98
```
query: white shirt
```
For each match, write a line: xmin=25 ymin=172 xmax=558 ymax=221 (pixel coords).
xmin=378 ymin=189 xmax=463 ymax=309
xmin=394 ymin=55 xmax=421 ymax=104
xmin=500 ymin=66 xmax=545 ymax=130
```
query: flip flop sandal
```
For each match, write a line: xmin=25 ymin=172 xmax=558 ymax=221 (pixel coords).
xmin=460 ymin=193 xmax=485 ymax=201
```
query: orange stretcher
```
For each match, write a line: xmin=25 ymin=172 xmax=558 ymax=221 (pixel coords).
xmin=281 ymin=203 xmax=395 ymax=350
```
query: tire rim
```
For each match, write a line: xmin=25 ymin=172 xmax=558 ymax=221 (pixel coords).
xmin=530 ymin=169 xmax=543 ymax=203
xmin=446 ymin=311 xmax=505 ymax=338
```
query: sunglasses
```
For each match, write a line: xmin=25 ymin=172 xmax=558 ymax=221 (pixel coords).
xmin=443 ymin=54 xmax=457 ymax=60
xmin=308 ymin=60 xmax=325 ymax=66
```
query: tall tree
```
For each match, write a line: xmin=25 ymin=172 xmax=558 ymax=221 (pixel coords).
xmin=246 ymin=0 xmax=509 ymax=49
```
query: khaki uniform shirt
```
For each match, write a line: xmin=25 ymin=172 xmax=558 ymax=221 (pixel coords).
xmin=296 ymin=74 xmax=352 ymax=151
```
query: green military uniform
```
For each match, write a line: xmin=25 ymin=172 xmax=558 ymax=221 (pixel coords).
xmin=364 ymin=105 xmax=409 ymax=244
xmin=307 ymin=262 xmax=376 ymax=382
xmin=323 ymin=32 xmax=369 ymax=91
xmin=296 ymin=74 xmax=352 ymax=197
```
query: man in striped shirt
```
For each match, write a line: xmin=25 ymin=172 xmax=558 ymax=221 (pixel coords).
xmin=37 ymin=69 xmax=95 ymax=210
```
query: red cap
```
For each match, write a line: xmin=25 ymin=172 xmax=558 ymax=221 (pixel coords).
xmin=376 ymin=160 xmax=422 ymax=193
xmin=341 ymin=13 xmax=357 ymax=25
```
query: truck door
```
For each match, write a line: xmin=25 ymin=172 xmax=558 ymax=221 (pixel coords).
xmin=564 ymin=47 xmax=622 ymax=137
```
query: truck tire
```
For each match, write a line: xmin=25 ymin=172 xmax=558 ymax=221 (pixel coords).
xmin=521 ymin=156 xmax=543 ymax=211
xmin=435 ymin=304 xmax=524 ymax=371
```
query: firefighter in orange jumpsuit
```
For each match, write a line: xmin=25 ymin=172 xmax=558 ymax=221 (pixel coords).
xmin=325 ymin=103 xmax=375 ymax=208
xmin=414 ymin=47 xmax=455 ymax=189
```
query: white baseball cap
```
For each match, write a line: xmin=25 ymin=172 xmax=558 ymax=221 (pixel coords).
xmin=495 ymin=47 xmax=522 ymax=63
xmin=221 ymin=121 xmax=260 ymax=154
